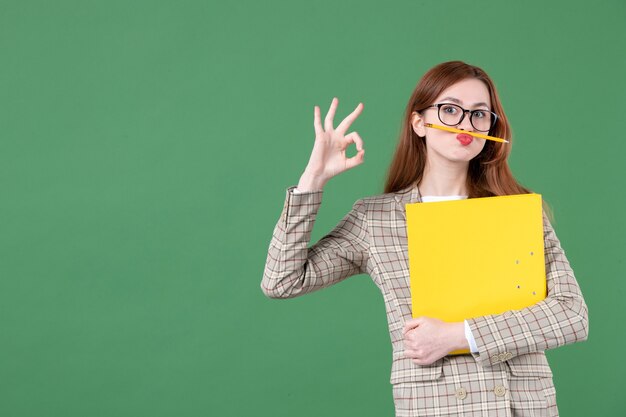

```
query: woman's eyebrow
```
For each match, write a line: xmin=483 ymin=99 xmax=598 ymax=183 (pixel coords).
xmin=440 ymin=96 xmax=490 ymax=109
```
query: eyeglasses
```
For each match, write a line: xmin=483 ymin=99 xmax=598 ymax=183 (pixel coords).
xmin=418 ymin=103 xmax=498 ymax=132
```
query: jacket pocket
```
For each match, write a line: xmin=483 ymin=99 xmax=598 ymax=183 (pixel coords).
xmin=390 ymin=357 xmax=444 ymax=384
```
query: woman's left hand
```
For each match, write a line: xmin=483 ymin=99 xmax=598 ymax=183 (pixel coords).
xmin=403 ymin=317 xmax=465 ymax=365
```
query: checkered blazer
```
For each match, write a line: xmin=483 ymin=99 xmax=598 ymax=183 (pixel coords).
xmin=261 ymin=184 xmax=589 ymax=416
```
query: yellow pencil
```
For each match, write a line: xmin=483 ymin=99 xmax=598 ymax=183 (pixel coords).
xmin=424 ymin=123 xmax=509 ymax=143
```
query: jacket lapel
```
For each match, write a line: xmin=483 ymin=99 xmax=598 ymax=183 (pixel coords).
xmin=394 ymin=183 xmax=422 ymax=221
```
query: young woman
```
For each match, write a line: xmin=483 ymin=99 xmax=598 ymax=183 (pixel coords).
xmin=261 ymin=60 xmax=588 ymax=417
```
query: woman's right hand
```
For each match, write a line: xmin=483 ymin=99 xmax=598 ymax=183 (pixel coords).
xmin=297 ymin=97 xmax=365 ymax=192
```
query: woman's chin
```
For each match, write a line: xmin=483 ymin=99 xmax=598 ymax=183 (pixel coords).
xmin=443 ymin=150 xmax=481 ymax=163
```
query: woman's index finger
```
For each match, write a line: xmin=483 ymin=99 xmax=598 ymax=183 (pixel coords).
xmin=336 ymin=102 xmax=364 ymax=135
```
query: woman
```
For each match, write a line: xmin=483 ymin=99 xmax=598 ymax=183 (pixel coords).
xmin=261 ymin=61 xmax=588 ymax=417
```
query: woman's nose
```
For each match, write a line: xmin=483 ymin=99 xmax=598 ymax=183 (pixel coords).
xmin=457 ymin=111 xmax=474 ymax=131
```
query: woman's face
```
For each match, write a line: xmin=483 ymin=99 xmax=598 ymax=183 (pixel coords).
xmin=411 ymin=78 xmax=490 ymax=164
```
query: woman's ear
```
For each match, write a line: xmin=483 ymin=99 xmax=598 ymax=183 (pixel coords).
xmin=411 ymin=111 xmax=427 ymax=137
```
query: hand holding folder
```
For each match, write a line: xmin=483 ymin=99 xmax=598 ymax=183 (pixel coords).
xmin=405 ymin=193 xmax=547 ymax=355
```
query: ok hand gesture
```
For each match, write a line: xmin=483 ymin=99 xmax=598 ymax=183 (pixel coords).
xmin=297 ymin=97 xmax=365 ymax=191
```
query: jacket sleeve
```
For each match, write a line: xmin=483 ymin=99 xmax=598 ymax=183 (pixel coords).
xmin=260 ymin=186 xmax=370 ymax=299
xmin=466 ymin=210 xmax=589 ymax=367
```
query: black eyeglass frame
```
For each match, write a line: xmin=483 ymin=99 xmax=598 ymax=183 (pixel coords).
xmin=417 ymin=103 xmax=499 ymax=133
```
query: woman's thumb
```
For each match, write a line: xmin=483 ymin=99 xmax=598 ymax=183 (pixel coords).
xmin=345 ymin=149 xmax=365 ymax=170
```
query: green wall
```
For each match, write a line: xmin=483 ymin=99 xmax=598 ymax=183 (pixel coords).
xmin=1 ymin=0 xmax=623 ymax=416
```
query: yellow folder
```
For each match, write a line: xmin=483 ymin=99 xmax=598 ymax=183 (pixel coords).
xmin=405 ymin=193 xmax=547 ymax=355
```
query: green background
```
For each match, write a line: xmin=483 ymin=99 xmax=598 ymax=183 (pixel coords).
xmin=1 ymin=0 xmax=624 ymax=416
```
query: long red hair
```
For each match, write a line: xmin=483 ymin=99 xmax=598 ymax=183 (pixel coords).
xmin=383 ymin=60 xmax=553 ymax=220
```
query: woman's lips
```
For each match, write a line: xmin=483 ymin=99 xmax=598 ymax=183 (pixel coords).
xmin=456 ymin=133 xmax=473 ymax=146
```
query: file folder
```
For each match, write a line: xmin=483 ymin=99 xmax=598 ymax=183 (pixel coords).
xmin=405 ymin=193 xmax=547 ymax=355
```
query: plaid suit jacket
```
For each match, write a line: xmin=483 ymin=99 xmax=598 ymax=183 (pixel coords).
xmin=261 ymin=184 xmax=589 ymax=415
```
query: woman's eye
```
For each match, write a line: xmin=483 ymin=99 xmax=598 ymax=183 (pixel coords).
xmin=474 ymin=111 xmax=486 ymax=118
xmin=443 ymin=106 xmax=457 ymax=114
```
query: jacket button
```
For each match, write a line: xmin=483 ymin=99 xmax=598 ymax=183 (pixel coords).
xmin=494 ymin=385 xmax=506 ymax=397
xmin=455 ymin=387 xmax=467 ymax=400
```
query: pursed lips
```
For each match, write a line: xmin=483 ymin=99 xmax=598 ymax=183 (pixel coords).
xmin=456 ymin=133 xmax=473 ymax=146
